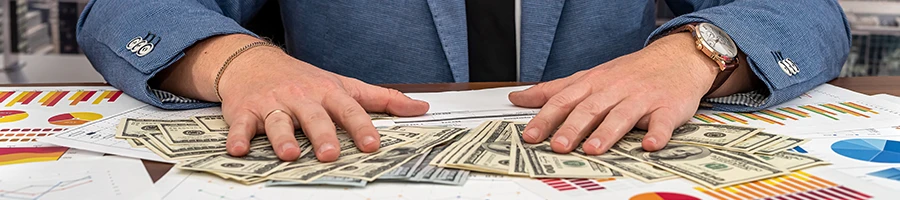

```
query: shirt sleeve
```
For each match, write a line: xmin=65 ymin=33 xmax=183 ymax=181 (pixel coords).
xmin=77 ymin=0 xmax=268 ymax=110
xmin=651 ymin=0 xmax=851 ymax=113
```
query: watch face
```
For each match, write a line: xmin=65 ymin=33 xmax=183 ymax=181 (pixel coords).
xmin=697 ymin=23 xmax=738 ymax=59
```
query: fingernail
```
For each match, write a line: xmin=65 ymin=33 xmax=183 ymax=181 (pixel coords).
xmin=361 ymin=136 xmax=377 ymax=147
xmin=554 ymin=137 xmax=570 ymax=148
xmin=318 ymin=143 xmax=336 ymax=154
xmin=281 ymin=143 xmax=297 ymax=154
xmin=646 ymin=137 xmax=658 ymax=147
xmin=585 ymin=138 xmax=602 ymax=152
xmin=524 ymin=129 xmax=539 ymax=141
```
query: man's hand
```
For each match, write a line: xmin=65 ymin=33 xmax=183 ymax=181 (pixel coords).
xmin=508 ymin=32 xmax=753 ymax=155
xmin=153 ymin=34 xmax=429 ymax=162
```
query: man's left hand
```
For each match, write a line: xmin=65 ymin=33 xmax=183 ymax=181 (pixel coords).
xmin=508 ymin=32 xmax=721 ymax=155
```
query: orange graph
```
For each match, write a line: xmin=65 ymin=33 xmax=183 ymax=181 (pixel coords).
xmin=38 ymin=91 xmax=70 ymax=107
xmin=4 ymin=91 xmax=42 ymax=107
xmin=68 ymin=91 xmax=97 ymax=106
xmin=695 ymin=102 xmax=879 ymax=126
xmin=694 ymin=171 xmax=872 ymax=200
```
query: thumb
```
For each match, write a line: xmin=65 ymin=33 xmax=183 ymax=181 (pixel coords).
xmin=346 ymin=80 xmax=429 ymax=116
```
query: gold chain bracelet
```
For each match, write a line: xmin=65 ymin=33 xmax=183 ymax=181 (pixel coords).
xmin=213 ymin=41 xmax=281 ymax=102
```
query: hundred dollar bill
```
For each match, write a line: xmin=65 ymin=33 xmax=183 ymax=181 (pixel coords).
xmin=573 ymin=149 xmax=677 ymax=183
xmin=447 ymin=122 xmax=517 ymax=174
xmin=330 ymin=128 xmax=466 ymax=181
xmin=443 ymin=121 xmax=511 ymax=167
xmin=407 ymin=145 xmax=469 ymax=185
xmin=757 ymin=137 xmax=809 ymax=155
xmin=428 ymin=129 xmax=475 ymax=167
xmin=378 ymin=154 xmax=425 ymax=180
xmin=729 ymin=132 xmax=783 ymax=153
xmin=192 ymin=115 xmax=229 ymax=132
xmin=116 ymin=118 xmax=195 ymax=139
xmin=368 ymin=113 xmax=394 ymax=120
xmin=126 ymin=138 xmax=144 ymax=148
xmin=176 ymin=146 xmax=290 ymax=176
xmin=139 ymin=133 xmax=228 ymax=160
xmin=755 ymin=151 xmax=829 ymax=171
xmin=267 ymin=176 xmax=368 ymax=187
xmin=632 ymin=124 xmax=761 ymax=148
xmin=158 ymin=123 xmax=228 ymax=145
xmin=507 ymin=122 xmax=528 ymax=176
xmin=610 ymin=136 xmax=786 ymax=189
xmin=518 ymin=140 xmax=621 ymax=178
xmin=269 ymin=134 xmax=411 ymax=182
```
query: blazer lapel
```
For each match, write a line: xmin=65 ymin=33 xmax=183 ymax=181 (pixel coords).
xmin=520 ymin=0 xmax=565 ymax=82
xmin=426 ymin=0 xmax=469 ymax=82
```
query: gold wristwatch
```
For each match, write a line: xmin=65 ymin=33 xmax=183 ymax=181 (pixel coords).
xmin=666 ymin=22 xmax=741 ymax=96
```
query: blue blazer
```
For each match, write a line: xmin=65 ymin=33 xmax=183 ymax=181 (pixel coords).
xmin=76 ymin=0 xmax=850 ymax=112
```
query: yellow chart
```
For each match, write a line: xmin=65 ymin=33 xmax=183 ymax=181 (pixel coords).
xmin=694 ymin=171 xmax=872 ymax=200
xmin=0 ymin=110 xmax=28 ymax=123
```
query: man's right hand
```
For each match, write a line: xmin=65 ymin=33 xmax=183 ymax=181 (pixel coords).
xmin=153 ymin=34 xmax=430 ymax=162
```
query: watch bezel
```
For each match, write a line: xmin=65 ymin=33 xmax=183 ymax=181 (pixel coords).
xmin=692 ymin=23 xmax=738 ymax=71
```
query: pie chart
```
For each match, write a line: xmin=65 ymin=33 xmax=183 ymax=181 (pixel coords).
xmin=630 ymin=192 xmax=700 ymax=200
xmin=0 ymin=110 xmax=28 ymax=123
xmin=831 ymin=138 xmax=900 ymax=163
xmin=47 ymin=112 xmax=103 ymax=126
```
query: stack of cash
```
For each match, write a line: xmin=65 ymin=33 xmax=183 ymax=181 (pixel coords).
xmin=436 ymin=120 xmax=829 ymax=189
xmin=115 ymin=115 xmax=470 ymax=187
xmin=116 ymin=115 xmax=827 ymax=189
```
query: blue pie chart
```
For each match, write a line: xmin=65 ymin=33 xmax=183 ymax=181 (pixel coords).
xmin=831 ymin=139 xmax=900 ymax=163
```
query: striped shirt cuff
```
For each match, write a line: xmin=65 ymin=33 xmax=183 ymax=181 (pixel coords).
xmin=705 ymin=90 xmax=769 ymax=108
xmin=150 ymin=88 xmax=202 ymax=103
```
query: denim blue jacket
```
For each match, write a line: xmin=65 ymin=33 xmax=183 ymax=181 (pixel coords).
xmin=76 ymin=0 xmax=850 ymax=112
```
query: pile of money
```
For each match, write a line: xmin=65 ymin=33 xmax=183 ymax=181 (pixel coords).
xmin=115 ymin=115 xmax=471 ymax=187
xmin=116 ymin=115 xmax=826 ymax=189
xmin=435 ymin=120 xmax=828 ymax=189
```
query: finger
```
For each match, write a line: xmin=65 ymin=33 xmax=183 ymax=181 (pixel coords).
xmin=642 ymin=107 xmax=681 ymax=151
xmin=263 ymin=109 xmax=302 ymax=161
xmin=346 ymin=80 xmax=429 ymax=116
xmin=549 ymin=94 xmax=623 ymax=153
xmin=287 ymin=102 xmax=340 ymax=162
xmin=635 ymin=115 xmax=651 ymax=130
xmin=522 ymin=84 xmax=593 ymax=144
xmin=225 ymin=112 xmax=258 ymax=157
xmin=323 ymin=91 xmax=381 ymax=153
xmin=582 ymin=99 xmax=648 ymax=155
xmin=508 ymin=70 xmax=587 ymax=107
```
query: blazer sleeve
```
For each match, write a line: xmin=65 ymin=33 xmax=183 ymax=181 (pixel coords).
xmin=77 ymin=0 xmax=267 ymax=110
xmin=654 ymin=0 xmax=851 ymax=112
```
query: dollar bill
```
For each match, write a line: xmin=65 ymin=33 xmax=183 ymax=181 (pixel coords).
xmin=267 ymin=176 xmax=368 ymax=187
xmin=446 ymin=121 xmax=517 ymax=174
xmin=573 ymin=149 xmax=677 ymax=183
xmin=757 ymin=136 xmax=809 ymax=155
xmin=378 ymin=154 xmax=425 ymax=180
xmin=139 ymin=133 xmax=228 ymax=160
xmin=610 ymin=136 xmax=786 ymax=189
xmin=518 ymin=140 xmax=621 ymax=178
xmin=269 ymin=134 xmax=411 ymax=182
xmin=507 ymin=122 xmax=528 ymax=176
xmin=730 ymin=132 xmax=783 ymax=153
xmin=755 ymin=151 xmax=829 ymax=171
xmin=192 ymin=115 xmax=229 ymax=132
xmin=368 ymin=113 xmax=394 ymax=120
xmin=115 ymin=118 xmax=195 ymax=139
xmin=158 ymin=123 xmax=228 ymax=145
xmin=407 ymin=145 xmax=469 ymax=185
xmin=631 ymin=124 xmax=761 ymax=148
xmin=330 ymin=128 xmax=466 ymax=181
xmin=176 ymin=146 xmax=290 ymax=176
xmin=126 ymin=138 xmax=144 ymax=148
xmin=442 ymin=121 xmax=511 ymax=167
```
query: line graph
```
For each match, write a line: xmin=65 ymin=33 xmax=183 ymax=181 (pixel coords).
xmin=0 ymin=176 xmax=93 ymax=200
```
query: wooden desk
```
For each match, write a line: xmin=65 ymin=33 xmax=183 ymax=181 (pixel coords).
xmin=5 ymin=76 xmax=899 ymax=182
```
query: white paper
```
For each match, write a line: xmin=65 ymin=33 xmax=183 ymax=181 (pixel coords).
xmin=873 ymin=94 xmax=900 ymax=105
xmin=0 ymin=156 xmax=159 ymax=200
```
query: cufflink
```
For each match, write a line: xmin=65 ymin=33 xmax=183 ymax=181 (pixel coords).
xmin=126 ymin=32 xmax=160 ymax=57
xmin=772 ymin=51 xmax=799 ymax=76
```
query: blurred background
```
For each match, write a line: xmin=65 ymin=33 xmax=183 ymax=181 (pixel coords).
xmin=0 ymin=0 xmax=898 ymax=84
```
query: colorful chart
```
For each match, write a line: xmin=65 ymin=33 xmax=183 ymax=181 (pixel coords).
xmin=693 ymin=101 xmax=880 ymax=126
xmin=0 ymin=128 xmax=66 ymax=144
xmin=868 ymin=167 xmax=900 ymax=182
xmin=47 ymin=112 xmax=103 ymax=126
xmin=0 ymin=147 xmax=68 ymax=166
xmin=0 ymin=110 xmax=28 ymax=123
xmin=694 ymin=171 xmax=872 ymax=200
xmin=38 ymin=91 xmax=70 ymax=107
xmin=4 ymin=91 xmax=42 ymax=107
xmin=831 ymin=139 xmax=900 ymax=163
xmin=630 ymin=192 xmax=700 ymax=200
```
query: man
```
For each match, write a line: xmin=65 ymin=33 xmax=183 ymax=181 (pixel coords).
xmin=77 ymin=1 xmax=850 ymax=162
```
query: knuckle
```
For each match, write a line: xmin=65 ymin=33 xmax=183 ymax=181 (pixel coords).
xmin=556 ymin=125 xmax=581 ymax=136
xmin=578 ymin=101 xmax=605 ymax=116
xmin=530 ymin=117 xmax=552 ymax=130
xmin=341 ymin=105 xmax=363 ymax=118
xmin=547 ymin=95 xmax=577 ymax=110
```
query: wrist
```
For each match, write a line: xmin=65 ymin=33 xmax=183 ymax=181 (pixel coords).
xmin=216 ymin=42 xmax=287 ymax=102
xmin=649 ymin=32 xmax=720 ymax=95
